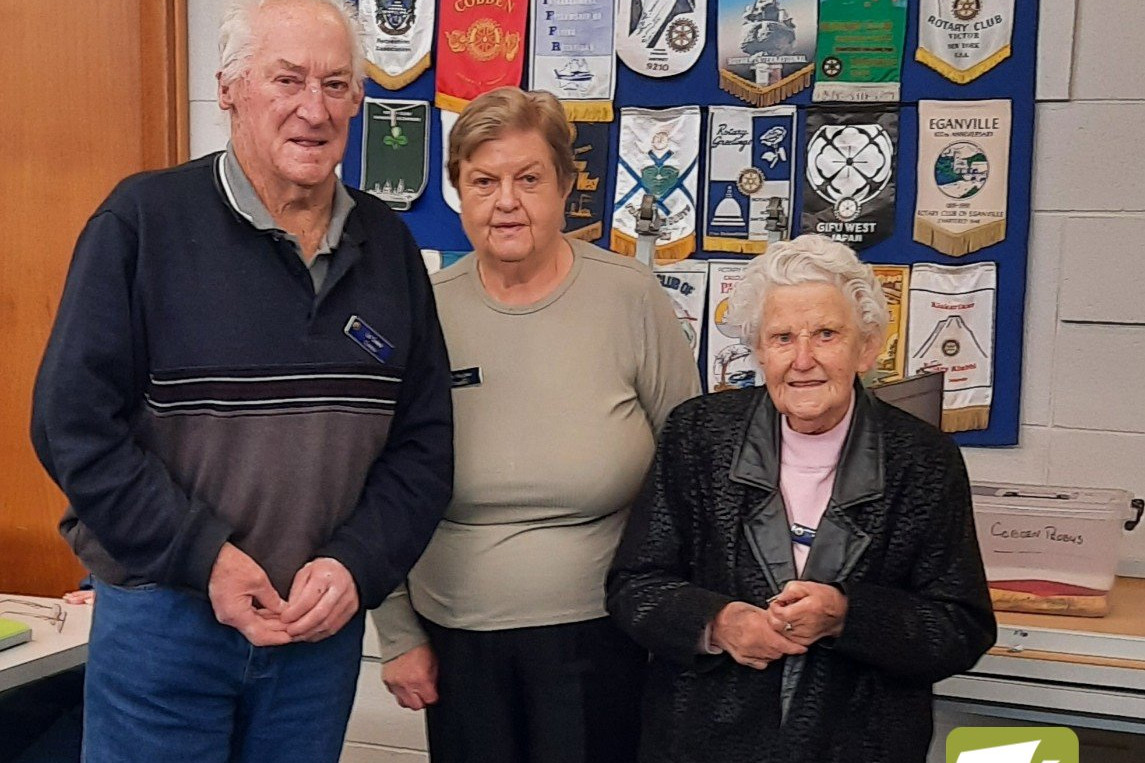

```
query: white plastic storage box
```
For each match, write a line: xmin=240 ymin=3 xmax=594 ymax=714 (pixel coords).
xmin=970 ymin=482 xmax=1142 ymax=617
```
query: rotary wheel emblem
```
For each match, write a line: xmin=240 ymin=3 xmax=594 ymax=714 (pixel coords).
xmin=666 ymin=18 xmax=698 ymax=53
xmin=953 ymin=0 xmax=980 ymax=21
xmin=821 ymin=56 xmax=842 ymax=78
xmin=737 ymin=168 xmax=763 ymax=195
xmin=468 ymin=19 xmax=504 ymax=62
xmin=834 ymin=197 xmax=860 ymax=222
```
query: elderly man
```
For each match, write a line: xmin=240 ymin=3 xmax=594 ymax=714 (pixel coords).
xmin=30 ymin=0 xmax=452 ymax=760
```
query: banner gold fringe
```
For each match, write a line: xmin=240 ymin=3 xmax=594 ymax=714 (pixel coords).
xmin=915 ymin=45 xmax=1012 ymax=85
xmin=566 ymin=222 xmax=603 ymax=241
xmin=434 ymin=92 xmax=470 ymax=113
xmin=989 ymin=588 xmax=1109 ymax=617
xmin=366 ymin=57 xmax=431 ymax=91
xmin=561 ymin=100 xmax=614 ymax=123
xmin=610 ymin=230 xmax=695 ymax=262
xmin=941 ymin=405 xmax=990 ymax=433
xmin=913 ymin=218 xmax=1007 ymax=257
xmin=702 ymin=235 xmax=769 ymax=255
xmin=718 ymin=65 xmax=813 ymax=107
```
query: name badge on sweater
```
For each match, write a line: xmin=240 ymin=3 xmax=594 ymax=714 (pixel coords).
xmin=344 ymin=315 xmax=395 ymax=364
xmin=450 ymin=367 xmax=482 ymax=388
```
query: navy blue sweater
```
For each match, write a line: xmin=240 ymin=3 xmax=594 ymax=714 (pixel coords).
xmin=31 ymin=153 xmax=453 ymax=608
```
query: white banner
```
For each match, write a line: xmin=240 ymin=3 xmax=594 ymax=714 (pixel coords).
xmin=916 ymin=0 xmax=1014 ymax=84
xmin=359 ymin=0 xmax=435 ymax=89
xmin=706 ymin=260 xmax=762 ymax=394
xmin=616 ymin=0 xmax=706 ymax=78
xmin=906 ymin=262 xmax=997 ymax=433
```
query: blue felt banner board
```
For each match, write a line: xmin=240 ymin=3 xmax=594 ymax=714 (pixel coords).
xmin=342 ymin=0 xmax=1039 ymax=447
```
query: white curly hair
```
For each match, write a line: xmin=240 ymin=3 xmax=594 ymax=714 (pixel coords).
xmin=726 ymin=234 xmax=889 ymax=349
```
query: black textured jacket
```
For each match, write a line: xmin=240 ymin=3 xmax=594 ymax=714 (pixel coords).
xmin=607 ymin=383 xmax=995 ymax=763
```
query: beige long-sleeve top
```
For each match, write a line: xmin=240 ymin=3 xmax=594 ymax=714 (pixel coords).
xmin=371 ymin=239 xmax=701 ymax=659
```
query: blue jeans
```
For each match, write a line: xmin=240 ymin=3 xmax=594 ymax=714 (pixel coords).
xmin=84 ymin=580 xmax=364 ymax=763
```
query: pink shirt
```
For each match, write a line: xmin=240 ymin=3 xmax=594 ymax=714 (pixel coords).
xmin=780 ymin=395 xmax=855 ymax=576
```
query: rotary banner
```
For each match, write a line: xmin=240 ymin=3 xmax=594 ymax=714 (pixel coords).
xmin=872 ymin=264 xmax=909 ymax=383
xmin=435 ymin=0 xmax=527 ymax=112
xmin=917 ymin=0 xmax=1014 ymax=84
xmin=361 ymin=99 xmax=430 ymax=211
xmin=529 ymin=0 xmax=615 ymax=121
xmin=611 ymin=106 xmax=701 ymax=261
xmin=616 ymin=0 xmax=707 ymax=78
xmin=564 ymin=121 xmax=610 ymax=240
xmin=907 ymin=261 xmax=996 ymax=433
xmin=812 ymin=0 xmax=906 ymax=103
xmin=358 ymin=0 xmax=435 ymax=89
xmin=654 ymin=261 xmax=708 ymax=362
xmin=914 ymin=99 xmax=1010 ymax=257
xmin=717 ymin=0 xmax=816 ymax=107
xmin=703 ymin=104 xmax=796 ymax=254
xmin=706 ymin=260 xmax=762 ymax=393
xmin=801 ymin=106 xmax=898 ymax=250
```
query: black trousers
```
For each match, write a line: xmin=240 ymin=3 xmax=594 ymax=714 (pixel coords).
xmin=422 ymin=616 xmax=646 ymax=763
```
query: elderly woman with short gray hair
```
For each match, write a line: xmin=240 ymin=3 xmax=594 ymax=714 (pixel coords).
xmin=607 ymin=234 xmax=995 ymax=763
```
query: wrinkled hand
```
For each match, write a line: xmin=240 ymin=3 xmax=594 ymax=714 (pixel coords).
xmin=208 ymin=542 xmax=290 ymax=646
xmin=382 ymin=643 xmax=439 ymax=710
xmin=62 ymin=589 xmax=95 ymax=605
xmin=710 ymin=600 xmax=807 ymax=670
xmin=281 ymin=557 xmax=360 ymax=643
xmin=768 ymin=581 xmax=848 ymax=646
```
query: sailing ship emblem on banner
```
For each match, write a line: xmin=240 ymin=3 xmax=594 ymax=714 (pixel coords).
xmin=611 ymin=106 xmax=701 ymax=261
xmin=917 ymin=0 xmax=1014 ymax=84
xmin=801 ymin=107 xmax=898 ymax=250
xmin=813 ymin=0 xmax=907 ymax=102
xmin=871 ymin=265 xmax=910 ymax=382
xmin=435 ymin=0 xmax=527 ymax=112
xmin=361 ymin=99 xmax=430 ymax=211
xmin=529 ymin=0 xmax=616 ymax=121
xmin=616 ymin=0 xmax=707 ymax=78
xmin=718 ymin=0 xmax=816 ymax=106
xmin=915 ymin=99 xmax=1010 ymax=257
xmin=358 ymin=0 xmax=435 ymax=89
xmin=703 ymin=104 xmax=795 ymax=254
xmin=907 ymin=261 xmax=996 ymax=433
xmin=654 ymin=260 xmax=708 ymax=361
xmin=565 ymin=121 xmax=609 ymax=241
xmin=706 ymin=260 xmax=762 ymax=393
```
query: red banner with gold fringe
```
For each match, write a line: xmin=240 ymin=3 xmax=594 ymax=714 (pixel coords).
xmin=435 ymin=0 xmax=528 ymax=112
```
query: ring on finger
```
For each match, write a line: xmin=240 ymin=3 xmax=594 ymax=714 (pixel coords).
xmin=784 ymin=621 xmax=794 ymax=633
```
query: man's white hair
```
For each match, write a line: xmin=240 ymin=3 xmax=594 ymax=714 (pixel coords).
xmin=218 ymin=0 xmax=366 ymax=87
xmin=726 ymin=234 xmax=889 ymax=349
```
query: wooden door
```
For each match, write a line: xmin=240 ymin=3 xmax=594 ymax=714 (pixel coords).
xmin=0 ymin=0 xmax=188 ymax=596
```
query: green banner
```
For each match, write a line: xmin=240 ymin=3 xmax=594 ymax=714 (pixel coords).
xmin=360 ymin=99 xmax=429 ymax=212
xmin=812 ymin=0 xmax=906 ymax=103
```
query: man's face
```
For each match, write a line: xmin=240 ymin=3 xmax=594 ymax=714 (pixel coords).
xmin=218 ymin=0 xmax=363 ymax=193
xmin=757 ymin=282 xmax=880 ymax=434
xmin=457 ymin=129 xmax=572 ymax=266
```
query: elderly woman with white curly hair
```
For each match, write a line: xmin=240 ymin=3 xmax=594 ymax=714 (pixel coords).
xmin=607 ymin=234 xmax=996 ymax=763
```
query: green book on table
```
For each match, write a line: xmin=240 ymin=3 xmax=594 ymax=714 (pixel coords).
xmin=0 ymin=617 xmax=32 ymax=651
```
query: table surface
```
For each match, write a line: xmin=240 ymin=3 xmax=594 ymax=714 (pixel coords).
xmin=0 ymin=595 xmax=92 ymax=694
